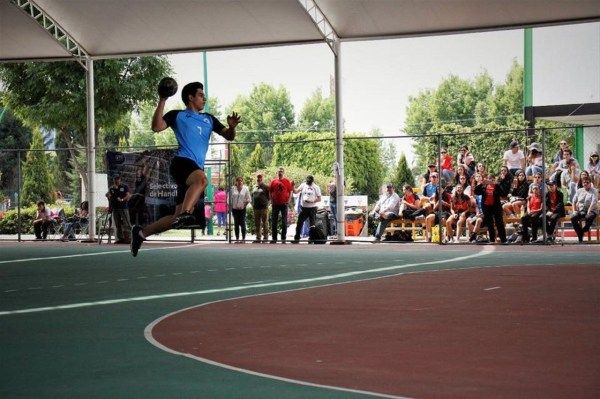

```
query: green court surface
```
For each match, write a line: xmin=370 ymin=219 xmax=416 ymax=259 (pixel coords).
xmin=1 ymin=241 xmax=598 ymax=399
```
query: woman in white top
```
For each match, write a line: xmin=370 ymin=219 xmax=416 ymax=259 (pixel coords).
xmin=230 ymin=176 xmax=251 ymax=242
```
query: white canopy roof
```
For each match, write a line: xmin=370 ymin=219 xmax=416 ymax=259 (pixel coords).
xmin=2 ymin=0 xmax=599 ymax=62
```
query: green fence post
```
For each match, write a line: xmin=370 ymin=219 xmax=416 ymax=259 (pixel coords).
xmin=206 ymin=166 xmax=213 ymax=235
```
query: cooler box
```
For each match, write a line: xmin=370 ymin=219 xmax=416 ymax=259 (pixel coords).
xmin=345 ymin=212 xmax=364 ymax=237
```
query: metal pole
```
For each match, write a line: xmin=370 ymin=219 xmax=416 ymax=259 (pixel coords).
xmin=333 ymin=42 xmax=346 ymax=243
xmin=17 ymin=150 xmax=21 ymax=242
xmin=86 ymin=58 xmax=97 ymax=241
xmin=227 ymin=142 xmax=232 ymax=243
xmin=541 ymin=128 xmax=547 ymax=243
xmin=203 ymin=52 xmax=209 ymax=112
xmin=437 ymin=134 xmax=443 ymax=245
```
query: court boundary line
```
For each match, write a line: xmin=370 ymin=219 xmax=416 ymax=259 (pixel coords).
xmin=143 ymin=247 xmax=496 ymax=399
xmin=0 ymin=247 xmax=493 ymax=316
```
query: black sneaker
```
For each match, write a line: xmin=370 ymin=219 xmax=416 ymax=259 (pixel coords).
xmin=130 ymin=225 xmax=145 ymax=257
xmin=171 ymin=212 xmax=196 ymax=229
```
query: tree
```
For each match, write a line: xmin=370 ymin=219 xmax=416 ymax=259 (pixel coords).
xmin=271 ymin=131 xmax=383 ymax=200
xmin=391 ymin=153 xmax=415 ymax=189
xmin=227 ymin=83 xmax=295 ymax=161
xmin=21 ymin=128 xmax=54 ymax=205
xmin=0 ymin=106 xmax=32 ymax=189
xmin=246 ymin=143 xmax=267 ymax=173
xmin=298 ymin=89 xmax=335 ymax=131
xmin=0 ymin=57 xmax=172 ymax=193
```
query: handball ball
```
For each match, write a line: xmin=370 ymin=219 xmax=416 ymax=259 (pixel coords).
xmin=158 ymin=77 xmax=178 ymax=98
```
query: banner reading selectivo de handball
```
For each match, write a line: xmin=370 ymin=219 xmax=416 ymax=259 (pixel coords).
xmin=106 ymin=150 xmax=178 ymax=226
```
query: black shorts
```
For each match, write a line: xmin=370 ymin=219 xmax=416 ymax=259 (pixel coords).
xmin=170 ymin=156 xmax=204 ymax=205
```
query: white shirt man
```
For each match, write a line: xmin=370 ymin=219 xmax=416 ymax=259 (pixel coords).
xmin=503 ymin=141 xmax=525 ymax=174
xmin=372 ymin=184 xmax=401 ymax=241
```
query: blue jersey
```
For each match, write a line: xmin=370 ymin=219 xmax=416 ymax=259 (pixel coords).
xmin=164 ymin=109 xmax=225 ymax=168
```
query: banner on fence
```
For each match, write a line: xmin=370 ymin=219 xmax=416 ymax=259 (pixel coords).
xmin=106 ymin=150 xmax=178 ymax=226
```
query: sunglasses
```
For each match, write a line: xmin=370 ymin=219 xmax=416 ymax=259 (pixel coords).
xmin=440 ymin=151 xmax=447 ymax=154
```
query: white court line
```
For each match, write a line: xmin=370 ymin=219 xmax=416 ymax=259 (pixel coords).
xmin=0 ymin=243 xmax=203 ymax=265
xmin=484 ymin=286 xmax=501 ymax=291
xmin=0 ymin=247 xmax=494 ymax=317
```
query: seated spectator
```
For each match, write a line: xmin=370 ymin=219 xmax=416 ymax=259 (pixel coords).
xmin=439 ymin=148 xmax=454 ymax=184
xmin=412 ymin=173 xmax=440 ymax=218
xmin=503 ymin=140 xmax=526 ymax=176
xmin=424 ymin=183 xmax=452 ymax=242
xmin=551 ymin=140 xmax=569 ymax=170
xmin=544 ymin=180 xmax=565 ymax=241
xmin=474 ymin=173 xmax=507 ymax=244
xmin=467 ymin=190 xmax=485 ymax=243
xmin=551 ymin=148 xmax=580 ymax=186
xmin=525 ymin=142 xmax=544 ymax=177
xmin=61 ymin=201 xmax=89 ymax=241
xmin=503 ymin=169 xmax=529 ymax=217
xmin=445 ymin=184 xmax=472 ymax=243
xmin=475 ymin=162 xmax=488 ymax=180
xmin=457 ymin=144 xmax=476 ymax=177
xmin=561 ymin=159 xmax=580 ymax=203
xmin=497 ymin=166 xmax=513 ymax=199
xmin=453 ymin=164 xmax=469 ymax=186
xmin=520 ymin=184 xmax=543 ymax=243
xmin=577 ymin=171 xmax=593 ymax=189
xmin=585 ymin=151 xmax=600 ymax=187
xmin=453 ymin=174 xmax=470 ymax=196
xmin=420 ymin=163 xmax=438 ymax=191
xmin=371 ymin=183 xmax=400 ymax=242
xmin=399 ymin=185 xmax=421 ymax=219
xmin=33 ymin=200 xmax=51 ymax=240
xmin=528 ymin=171 xmax=547 ymax=194
xmin=571 ymin=177 xmax=598 ymax=243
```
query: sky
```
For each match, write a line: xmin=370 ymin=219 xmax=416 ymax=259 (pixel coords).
xmin=166 ymin=28 xmax=525 ymax=164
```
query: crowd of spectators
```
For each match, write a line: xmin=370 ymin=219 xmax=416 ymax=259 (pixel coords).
xmin=373 ymin=139 xmax=599 ymax=244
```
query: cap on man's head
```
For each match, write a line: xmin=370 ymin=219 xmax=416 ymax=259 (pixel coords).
xmin=528 ymin=142 xmax=542 ymax=152
xmin=386 ymin=183 xmax=393 ymax=188
xmin=428 ymin=163 xmax=436 ymax=168
xmin=546 ymin=180 xmax=556 ymax=186
xmin=510 ymin=140 xmax=519 ymax=148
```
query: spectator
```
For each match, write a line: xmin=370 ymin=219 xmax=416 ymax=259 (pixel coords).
xmin=497 ymin=166 xmax=513 ymax=199
xmin=202 ymin=203 xmax=211 ymax=235
xmin=467 ymin=182 xmax=485 ymax=243
xmin=525 ymin=142 xmax=544 ymax=177
xmin=544 ymin=180 xmax=565 ymax=242
xmin=453 ymin=164 xmax=469 ymax=186
xmin=269 ymin=167 xmax=294 ymax=244
xmin=251 ymin=174 xmax=270 ymax=243
xmin=292 ymin=175 xmax=322 ymax=244
xmin=423 ymin=182 xmax=452 ymax=242
xmin=585 ymin=151 xmax=600 ymax=187
xmin=213 ymin=186 xmax=227 ymax=235
xmin=577 ymin=171 xmax=593 ymax=189
xmin=106 ymin=175 xmax=131 ymax=244
xmin=412 ymin=172 xmax=440 ymax=218
xmin=551 ymin=148 xmax=580 ymax=186
xmin=552 ymin=140 xmax=569 ymax=168
xmin=439 ymin=148 xmax=454 ymax=183
xmin=399 ymin=184 xmax=421 ymax=219
xmin=33 ymin=200 xmax=51 ymax=240
xmin=561 ymin=159 xmax=580 ymax=203
xmin=571 ymin=177 xmax=598 ymax=243
xmin=528 ymin=171 xmax=548 ymax=194
xmin=474 ymin=173 xmax=507 ymax=244
xmin=445 ymin=183 xmax=472 ymax=243
xmin=502 ymin=140 xmax=526 ymax=176
xmin=60 ymin=201 xmax=89 ymax=241
xmin=371 ymin=183 xmax=401 ymax=242
xmin=420 ymin=163 xmax=438 ymax=190
xmin=129 ymin=163 xmax=150 ymax=225
xmin=475 ymin=162 xmax=488 ymax=180
xmin=503 ymin=169 xmax=529 ymax=217
xmin=520 ymin=184 xmax=543 ymax=243
xmin=231 ymin=176 xmax=251 ymax=243
xmin=453 ymin=174 xmax=470 ymax=196
xmin=457 ymin=144 xmax=476 ymax=177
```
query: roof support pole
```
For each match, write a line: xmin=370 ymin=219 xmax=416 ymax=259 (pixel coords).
xmin=85 ymin=58 xmax=97 ymax=241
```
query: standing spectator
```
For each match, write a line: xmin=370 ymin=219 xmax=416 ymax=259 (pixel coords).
xmin=292 ymin=175 xmax=322 ymax=244
xmin=544 ymin=180 xmax=565 ymax=241
xmin=502 ymin=141 xmax=526 ymax=176
xmin=497 ymin=166 xmax=513 ymax=199
xmin=106 ymin=175 xmax=131 ymax=244
xmin=439 ymin=148 xmax=454 ymax=184
xmin=585 ymin=151 xmax=600 ymax=187
xmin=571 ymin=177 xmax=598 ymax=243
xmin=269 ymin=167 xmax=294 ymax=244
xmin=251 ymin=174 xmax=270 ymax=243
xmin=202 ymin=202 xmax=211 ymax=235
xmin=231 ymin=176 xmax=251 ymax=243
xmin=526 ymin=142 xmax=544 ymax=178
xmin=371 ymin=183 xmax=400 ymax=242
xmin=129 ymin=163 xmax=150 ymax=225
xmin=520 ymin=184 xmax=543 ymax=243
xmin=213 ymin=186 xmax=227 ymax=235
xmin=474 ymin=173 xmax=507 ymax=244
xmin=33 ymin=200 xmax=51 ymax=240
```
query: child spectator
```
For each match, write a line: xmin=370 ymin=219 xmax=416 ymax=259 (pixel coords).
xmin=445 ymin=183 xmax=472 ymax=243
xmin=399 ymin=185 xmax=421 ymax=219
xmin=213 ymin=186 xmax=227 ymax=235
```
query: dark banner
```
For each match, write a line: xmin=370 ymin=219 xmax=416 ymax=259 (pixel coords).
xmin=106 ymin=150 xmax=177 ymax=226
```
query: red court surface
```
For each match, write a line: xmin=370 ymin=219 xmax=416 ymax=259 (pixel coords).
xmin=151 ymin=265 xmax=600 ymax=399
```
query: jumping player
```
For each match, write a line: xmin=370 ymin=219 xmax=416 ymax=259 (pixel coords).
xmin=130 ymin=81 xmax=240 ymax=256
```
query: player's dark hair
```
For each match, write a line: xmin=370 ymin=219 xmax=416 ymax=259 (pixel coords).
xmin=181 ymin=82 xmax=204 ymax=106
